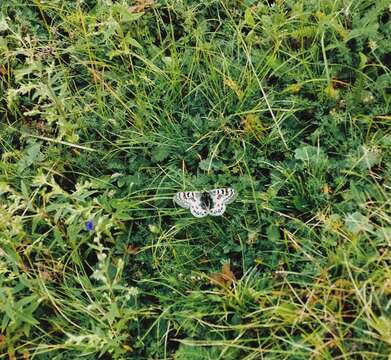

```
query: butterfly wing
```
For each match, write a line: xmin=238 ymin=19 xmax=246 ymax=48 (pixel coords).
xmin=174 ymin=191 xmax=208 ymax=218
xmin=208 ymin=188 xmax=236 ymax=216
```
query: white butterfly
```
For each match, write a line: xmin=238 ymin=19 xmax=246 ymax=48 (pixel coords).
xmin=173 ymin=188 xmax=236 ymax=218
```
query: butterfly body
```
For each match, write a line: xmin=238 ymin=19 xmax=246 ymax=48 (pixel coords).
xmin=200 ymin=192 xmax=211 ymax=209
xmin=174 ymin=188 xmax=236 ymax=217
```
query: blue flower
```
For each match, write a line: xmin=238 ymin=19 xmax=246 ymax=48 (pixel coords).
xmin=85 ymin=219 xmax=94 ymax=232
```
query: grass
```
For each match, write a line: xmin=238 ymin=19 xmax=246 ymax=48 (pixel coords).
xmin=0 ymin=0 xmax=390 ymax=358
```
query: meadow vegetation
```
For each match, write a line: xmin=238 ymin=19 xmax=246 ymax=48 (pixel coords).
xmin=0 ymin=0 xmax=390 ymax=358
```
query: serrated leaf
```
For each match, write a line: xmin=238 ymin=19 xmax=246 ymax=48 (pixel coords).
xmin=14 ymin=62 xmax=42 ymax=81
xmin=199 ymin=157 xmax=223 ymax=171
xmin=345 ymin=212 xmax=373 ymax=234
xmin=376 ymin=73 xmax=391 ymax=91
xmin=359 ymin=146 xmax=381 ymax=170
xmin=122 ymin=10 xmax=145 ymax=21
xmin=267 ymin=224 xmax=280 ymax=242
xmin=27 ymin=142 xmax=42 ymax=159
xmin=294 ymin=146 xmax=319 ymax=162
xmin=151 ymin=146 xmax=171 ymax=162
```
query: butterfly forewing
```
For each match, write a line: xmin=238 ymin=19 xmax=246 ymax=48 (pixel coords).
xmin=209 ymin=188 xmax=236 ymax=204
xmin=174 ymin=192 xmax=193 ymax=209
xmin=174 ymin=191 xmax=208 ymax=218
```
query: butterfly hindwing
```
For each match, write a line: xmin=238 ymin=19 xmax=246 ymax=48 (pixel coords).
xmin=190 ymin=204 xmax=209 ymax=218
xmin=208 ymin=202 xmax=226 ymax=216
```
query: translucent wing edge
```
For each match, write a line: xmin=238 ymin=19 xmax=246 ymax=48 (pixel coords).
xmin=173 ymin=192 xmax=191 ymax=209
xmin=174 ymin=192 xmax=204 ymax=215
xmin=209 ymin=188 xmax=236 ymax=204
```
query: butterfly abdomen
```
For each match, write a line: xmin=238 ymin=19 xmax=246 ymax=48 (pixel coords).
xmin=200 ymin=192 xmax=211 ymax=210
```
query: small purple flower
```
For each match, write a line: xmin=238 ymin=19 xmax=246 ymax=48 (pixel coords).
xmin=85 ymin=219 xmax=94 ymax=232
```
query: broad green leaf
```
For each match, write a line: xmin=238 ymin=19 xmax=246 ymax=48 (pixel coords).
xmin=244 ymin=8 xmax=255 ymax=27
xmin=345 ymin=212 xmax=373 ymax=234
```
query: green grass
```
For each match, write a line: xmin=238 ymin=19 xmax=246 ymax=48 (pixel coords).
xmin=0 ymin=0 xmax=390 ymax=358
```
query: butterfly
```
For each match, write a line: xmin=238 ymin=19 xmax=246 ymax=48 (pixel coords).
xmin=173 ymin=188 xmax=236 ymax=218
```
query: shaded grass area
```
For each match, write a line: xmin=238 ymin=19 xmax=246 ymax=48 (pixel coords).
xmin=0 ymin=0 xmax=390 ymax=358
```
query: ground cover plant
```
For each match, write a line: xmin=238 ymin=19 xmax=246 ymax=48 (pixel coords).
xmin=0 ymin=0 xmax=390 ymax=358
